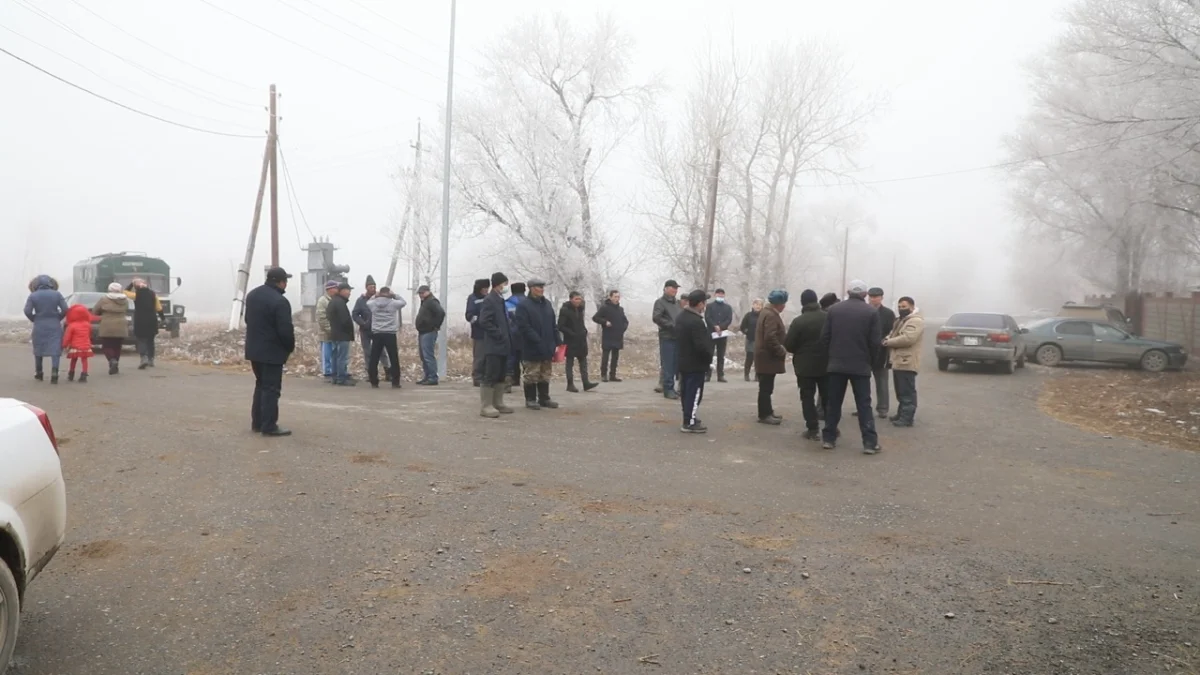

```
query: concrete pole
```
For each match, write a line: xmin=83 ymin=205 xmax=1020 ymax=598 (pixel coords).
xmin=437 ymin=0 xmax=457 ymax=378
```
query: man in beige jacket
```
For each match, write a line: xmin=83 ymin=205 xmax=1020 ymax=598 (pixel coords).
xmin=882 ymin=296 xmax=924 ymax=427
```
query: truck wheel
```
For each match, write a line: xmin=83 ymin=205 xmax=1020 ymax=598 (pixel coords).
xmin=0 ymin=556 xmax=20 ymax=672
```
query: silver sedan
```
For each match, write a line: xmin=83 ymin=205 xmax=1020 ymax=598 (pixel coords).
xmin=935 ymin=312 xmax=1025 ymax=374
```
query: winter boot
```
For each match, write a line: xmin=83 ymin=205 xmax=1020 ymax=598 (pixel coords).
xmin=601 ymin=373 xmax=608 ymax=382
xmin=536 ymin=381 xmax=559 ymax=409
xmin=68 ymin=370 xmax=75 ymax=382
xmin=479 ymin=386 xmax=500 ymax=418
xmin=34 ymin=371 xmax=43 ymax=381
xmin=524 ymin=384 xmax=541 ymax=410
xmin=492 ymin=386 xmax=514 ymax=414
xmin=138 ymin=354 xmax=149 ymax=370
xmin=50 ymin=369 xmax=59 ymax=384
xmin=78 ymin=373 xmax=88 ymax=384
xmin=565 ymin=369 xmax=578 ymax=393
xmin=583 ymin=380 xmax=599 ymax=392
xmin=109 ymin=359 xmax=119 ymax=375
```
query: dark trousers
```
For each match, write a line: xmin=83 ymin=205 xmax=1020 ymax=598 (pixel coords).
xmin=706 ymin=338 xmax=727 ymax=379
xmin=101 ymin=337 xmax=123 ymax=361
xmin=757 ymin=372 xmax=777 ymax=419
xmin=872 ymin=366 xmax=890 ymax=414
xmin=508 ymin=349 xmax=522 ymax=384
xmin=361 ymin=329 xmax=389 ymax=375
xmin=744 ymin=353 xmax=754 ymax=380
xmin=680 ymin=371 xmax=706 ymax=426
xmin=472 ymin=339 xmax=484 ymax=383
xmin=893 ymin=370 xmax=918 ymax=423
xmin=601 ymin=348 xmax=620 ymax=378
xmin=482 ymin=353 xmax=507 ymax=387
xmin=798 ymin=376 xmax=828 ymax=431
xmin=251 ymin=361 xmax=284 ymax=432
xmin=823 ymin=373 xmax=878 ymax=447
xmin=136 ymin=336 xmax=156 ymax=364
xmin=566 ymin=354 xmax=591 ymax=386
xmin=368 ymin=332 xmax=400 ymax=385
xmin=659 ymin=338 xmax=678 ymax=394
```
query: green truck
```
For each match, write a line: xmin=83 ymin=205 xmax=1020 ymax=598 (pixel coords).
xmin=68 ymin=252 xmax=187 ymax=338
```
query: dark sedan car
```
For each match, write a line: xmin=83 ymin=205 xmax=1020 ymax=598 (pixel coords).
xmin=1022 ymin=318 xmax=1188 ymax=372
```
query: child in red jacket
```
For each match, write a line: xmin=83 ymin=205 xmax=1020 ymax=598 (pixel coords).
xmin=62 ymin=304 xmax=95 ymax=383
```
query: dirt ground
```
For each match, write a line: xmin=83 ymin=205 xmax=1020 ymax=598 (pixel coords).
xmin=4 ymin=339 xmax=1198 ymax=674
xmin=1039 ymin=367 xmax=1200 ymax=452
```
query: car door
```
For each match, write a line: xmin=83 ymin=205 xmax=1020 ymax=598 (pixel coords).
xmin=1004 ymin=315 xmax=1022 ymax=357
xmin=1053 ymin=321 xmax=1095 ymax=361
xmin=1091 ymin=322 xmax=1140 ymax=363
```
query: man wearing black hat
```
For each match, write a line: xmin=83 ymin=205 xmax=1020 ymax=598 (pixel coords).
xmin=477 ymin=272 xmax=514 ymax=417
xmin=704 ymin=288 xmax=734 ymax=382
xmin=865 ymin=287 xmax=896 ymax=419
xmin=465 ymin=278 xmax=490 ymax=386
xmin=676 ymin=289 xmax=714 ymax=433
xmin=353 ymin=275 xmax=390 ymax=379
xmin=414 ymin=284 xmax=445 ymax=385
xmin=785 ymin=289 xmax=829 ymax=440
xmin=327 ymin=281 xmax=357 ymax=386
xmin=244 ymin=267 xmax=296 ymax=436
xmin=652 ymin=279 xmax=683 ymax=399
xmin=514 ymin=279 xmax=561 ymax=410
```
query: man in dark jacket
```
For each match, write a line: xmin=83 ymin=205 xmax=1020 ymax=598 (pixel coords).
xmin=592 ymin=289 xmax=628 ymax=382
xmin=704 ymin=288 xmax=734 ymax=382
xmin=651 ymin=279 xmax=683 ymax=399
xmin=784 ymin=289 xmax=828 ymax=440
xmin=414 ymin=284 xmax=445 ymax=385
xmin=514 ymin=279 xmax=561 ymax=410
xmin=676 ymin=289 xmax=715 ymax=433
xmin=465 ymin=278 xmax=489 ymax=386
xmin=244 ymin=267 xmax=296 ymax=437
xmin=820 ymin=280 xmax=882 ymax=454
xmin=558 ymin=291 xmax=598 ymax=393
xmin=755 ymin=289 xmax=789 ymax=424
xmin=327 ymin=282 xmax=357 ymax=386
xmin=353 ymin=275 xmax=390 ymax=379
xmin=864 ymin=287 xmax=896 ymax=419
xmin=504 ymin=282 xmax=527 ymax=391
xmin=477 ymin=272 xmax=514 ymax=418
xmin=130 ymin=278 xmax=164 ymax=369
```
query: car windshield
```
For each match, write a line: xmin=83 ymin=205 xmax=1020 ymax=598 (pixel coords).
xmin=113 ymin=273 xmax=169 ymax=294
xmin=1025 ymin=318 xmax=1058 ymax=330
xmin=946 ymin=313 xmax=1006 ymax=329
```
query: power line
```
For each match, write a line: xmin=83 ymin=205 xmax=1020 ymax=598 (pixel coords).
xmin=12 ymin=0 xmax=261 ymax=111
xmin=194 ymin=0 xmax=440 ymax=105
xmin=63 ymin=0 xmax=259 ymax=92
xmin=277 ymin=141 xmax=316 ymax=241
xmin=0 ymin=24 xmax=263 ymax=132
xmin=0 ymin=46 xmax=264 ymax=138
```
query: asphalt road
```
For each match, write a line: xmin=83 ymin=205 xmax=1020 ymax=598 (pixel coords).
xmin=4 ymin=343 xmax=1197 ymax=675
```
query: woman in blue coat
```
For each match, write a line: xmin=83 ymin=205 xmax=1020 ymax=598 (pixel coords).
xmin=24 ymin=275 xmax=69 ymax=383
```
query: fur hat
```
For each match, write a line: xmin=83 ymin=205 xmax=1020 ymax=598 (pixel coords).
xmin=490 ymin=272 xmax=509 ymax=287
xmin=473 ymin=278 xmax=491 ymax=293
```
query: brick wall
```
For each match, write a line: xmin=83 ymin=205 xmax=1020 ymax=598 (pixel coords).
xmin=1086 ymin=292 xmax=1200 ymax=354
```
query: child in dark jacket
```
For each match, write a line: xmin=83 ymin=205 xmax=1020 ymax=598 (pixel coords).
xmin=62 ymin=304 xmax=95 ymax=383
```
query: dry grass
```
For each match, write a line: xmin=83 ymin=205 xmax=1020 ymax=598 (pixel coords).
xmin=1038 ymin=368 xmax=1200 ymax=452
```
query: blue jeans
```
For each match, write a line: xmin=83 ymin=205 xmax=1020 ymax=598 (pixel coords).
xmin=320 ymin=341 xmax=333 ymax=376
xmin=419 ymin=332 xmax=439 ymax=383
xmin=659 ymin=338 xmax=678 ymax=394
xmin=330 ymin=341 xmax=352 ymax=383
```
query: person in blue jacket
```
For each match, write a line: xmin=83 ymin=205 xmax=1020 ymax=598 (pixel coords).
xmin=504 ymin=282 xmax=526 ymax=392
xmin=24 ymin=274 xmax=69 ymax=383
xmin=465 ymin=278 xmax=489 ymax=386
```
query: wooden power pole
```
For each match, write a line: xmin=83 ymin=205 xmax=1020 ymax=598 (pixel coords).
xmin=268 ymin=84 xmax=280 ymax=268
xmin=386 ymin=118 xmax=427 ymax=291
xmin=701 ymin=146 xmax=722 ymax=291
xmin=229 ymin=85 xmax=277 ymax=330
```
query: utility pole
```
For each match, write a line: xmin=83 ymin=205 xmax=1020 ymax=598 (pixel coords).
xmin=409 ymin=118 xmax=423 ymax=307
xmin=890 ymin=251 xmax=897 ymax=295
xmin=268 ymin=84 xmax=280 ymax=268
xmin=437 ymin=0 xmax=457 ymax=379
xmin=229 ymin=85 xmax=276 ymax=330
xmin=701 ymin=146 xmax=722 ymax=291
xmin=840 ymin=227 xmax=849 ymax=295
xmin=385 ymin=119 xmax=427 ymax=294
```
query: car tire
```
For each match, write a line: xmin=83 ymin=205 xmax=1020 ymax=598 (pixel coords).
xmin=1140 ymin=349 xmax=1168 ymax=373
xmin=937 ymin=358 xmax=950 ymax=372
xmin=1000 ymin=358 xmax=1015 ymax=375
xmin=1016 ymin=351 xmax=1026 ymax=369
xmin=1036 ymin=344 xmax=1063 ymax=367
xmin=0 ymin=557 xmax=19 ymax=672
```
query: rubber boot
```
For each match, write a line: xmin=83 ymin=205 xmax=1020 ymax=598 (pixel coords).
xmin=68 ymin=370 xmax=75 ymax=382
xmin=565 ymin=368 xmax=578 ymax=393
xmin=493 ymin=386 xmax=514 ymax=414
xmin=537 ymin=381 xmax=559 ymax=409
xmin=50 ymin=368 xmax=59 ymax=384
xmin=79 ymin=373 xmax=88 ymax=384
xmin=479 ymin=386 xmax=500 ymax=418
xmin=524 ymin=383 xmax=540 ymax=409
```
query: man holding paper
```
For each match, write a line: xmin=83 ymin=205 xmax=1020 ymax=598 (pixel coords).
xmin=704 ymin=288 xmax=734 ymax=383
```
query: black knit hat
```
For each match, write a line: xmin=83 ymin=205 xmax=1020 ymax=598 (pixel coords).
xmin=510 ymin=282 xmax=526 ymax=295
xmin=490 ymin=271 xmax=509 ymax=287
xmin=365 ymin=274 xmax=376 ymax=287
xmin=800 ymin=289 xmax=818 ymax=306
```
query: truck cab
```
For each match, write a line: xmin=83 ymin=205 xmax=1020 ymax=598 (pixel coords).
xmin=71 ymin=252 xmax=187 ymax=338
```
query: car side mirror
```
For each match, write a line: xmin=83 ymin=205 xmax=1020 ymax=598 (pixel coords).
xmin=176 ymin=277 xmax=183 ymax=289
xmin=1019 ymin=327 xmax=1029 ymax=334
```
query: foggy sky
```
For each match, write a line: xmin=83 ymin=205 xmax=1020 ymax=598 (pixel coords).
xmin=1 ymin=0 xmax=1073 ymax=319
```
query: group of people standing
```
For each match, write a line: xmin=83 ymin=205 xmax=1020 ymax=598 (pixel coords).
xmin=652 ymin=279 xmax=926 ymax=454
xmin=313 ymin=275 xmax=447 ymax=388
xmin=23 ymin=275 xmax=163 ymax=383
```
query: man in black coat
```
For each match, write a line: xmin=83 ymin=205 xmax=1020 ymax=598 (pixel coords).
xmin=414 ymin=285 xmax=446 ymax=385
xmin=477 ymin=272 xmax=514 ymax=418
xmin=558 ymin=291 xmax=598 ymax=393
xmin=514 ymin=279 xmax=561 ymax=410
xmin=327 ymin=282 xmax=357 ymax=386
xmin=704 ymin=288 xmax=734 ymax=382
xmin=865 ymin=287 xmax=897 ymax=419
xmin=244 ymin=267 xmax=296 ymax=437
xmin=129 ymin=278 xmax=164 ymax=369
xmin=676 ymin=289 xmax=715 ymax=434
xmin=819 ymin=280 xmax=882 ymax=454
xmin=592 ymin=289 xmax=629 ymax=382
xmin=784 ymin=289 xmax=828 ymax=440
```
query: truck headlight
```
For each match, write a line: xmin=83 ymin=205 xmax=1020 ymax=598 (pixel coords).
xmin=174 ymin=305 xmax=185 ymax=315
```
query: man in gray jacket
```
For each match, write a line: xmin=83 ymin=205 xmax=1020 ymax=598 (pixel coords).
xmin=365 ymin=287 xmax=407 ymax=388
xmin=651 ymin=279 xmax=683 ymax=399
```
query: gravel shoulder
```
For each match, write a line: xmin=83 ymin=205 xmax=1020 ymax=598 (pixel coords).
xmin=3 ymin=344 xmax=1197 ymax=675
